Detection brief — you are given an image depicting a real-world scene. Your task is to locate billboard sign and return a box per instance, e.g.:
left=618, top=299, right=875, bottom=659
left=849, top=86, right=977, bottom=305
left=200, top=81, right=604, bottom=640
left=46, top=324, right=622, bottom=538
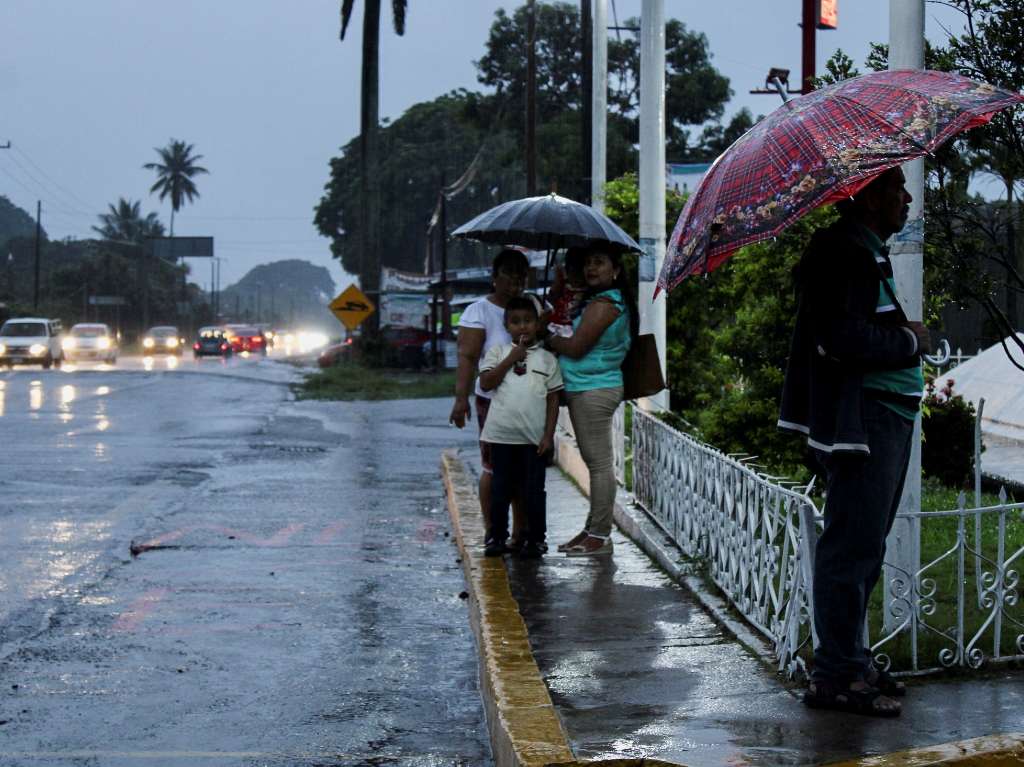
left=818, top=0, right=838, bottom=29
left=148, top=236, right=214, bottom=260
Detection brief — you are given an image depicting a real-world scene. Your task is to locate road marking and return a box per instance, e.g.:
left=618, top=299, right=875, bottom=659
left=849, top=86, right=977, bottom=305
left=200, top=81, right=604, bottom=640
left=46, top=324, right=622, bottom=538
left=112, top=588, right=169, bottom=632
left=0, top=752, right=431, bottom=762
left=315, top=519, right=349, bottom=544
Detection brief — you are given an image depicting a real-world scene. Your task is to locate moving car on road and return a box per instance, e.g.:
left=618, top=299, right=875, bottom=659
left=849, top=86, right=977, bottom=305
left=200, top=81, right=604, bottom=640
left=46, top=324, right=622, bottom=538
left=142, top=326, right=183, bottom=356
left=0, top=317, right=64, bottom=369
left=224, top=325, right=267, bottom=355
left=317, top=338, right=354, bottom=368
left=63, top=323, right=118, bottom=363
left=193, top=327, right=233, bottom=359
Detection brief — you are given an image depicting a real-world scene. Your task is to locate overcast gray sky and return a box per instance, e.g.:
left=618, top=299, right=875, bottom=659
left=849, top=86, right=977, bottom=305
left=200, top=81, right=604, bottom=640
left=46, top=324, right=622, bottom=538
left=1, top=1, right=965, bottom=289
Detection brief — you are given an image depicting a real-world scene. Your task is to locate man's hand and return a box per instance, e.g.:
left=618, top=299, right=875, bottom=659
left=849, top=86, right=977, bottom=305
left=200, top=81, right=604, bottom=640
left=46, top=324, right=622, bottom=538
left=905, top=321, right=933, bottom=355
left=537, top=434, right=553, bottom=456
left=449, top=396, right=471, bottom=429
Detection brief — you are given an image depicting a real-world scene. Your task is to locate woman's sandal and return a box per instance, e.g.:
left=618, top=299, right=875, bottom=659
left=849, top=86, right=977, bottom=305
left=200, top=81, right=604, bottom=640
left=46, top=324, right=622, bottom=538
left=867, top=667, right=906, bottom=698
left=565, top=534, right=613, bottom=557
left=803, top=680, right=901, bottom=718
left=557, top=531, right=588, bottom=552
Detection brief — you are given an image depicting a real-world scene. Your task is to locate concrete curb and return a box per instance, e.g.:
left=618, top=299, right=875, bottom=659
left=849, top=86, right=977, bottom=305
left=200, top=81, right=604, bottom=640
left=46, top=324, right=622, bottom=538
left=442, top=449, right=575, bottom=767
left=823, top=733, right=1024, bottom=766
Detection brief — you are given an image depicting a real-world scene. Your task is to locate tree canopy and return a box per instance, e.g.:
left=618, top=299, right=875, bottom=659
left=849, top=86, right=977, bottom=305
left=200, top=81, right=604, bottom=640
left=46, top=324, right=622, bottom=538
left=316, top=3, right=741, bottom=277
left=93, top=198, right=165, bottom=244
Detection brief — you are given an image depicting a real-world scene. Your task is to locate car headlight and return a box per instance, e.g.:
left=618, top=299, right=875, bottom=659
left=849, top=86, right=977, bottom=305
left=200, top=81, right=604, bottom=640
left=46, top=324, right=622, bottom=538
left=97, top=337, right=111, bottom=350
left=29, top=344, right=47, bottom=356
left=166, top=337, right=179, bottom=348
left=0, top=343, right=6, bottom=355
left=143, top=337, right=155, bottom=348
left=63, top=337, right=78, bottom=351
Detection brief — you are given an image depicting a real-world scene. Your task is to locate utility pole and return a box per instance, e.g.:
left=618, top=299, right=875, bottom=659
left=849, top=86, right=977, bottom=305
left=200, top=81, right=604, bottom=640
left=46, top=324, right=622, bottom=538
left=33, top=201, right=41, bottom=311
left=581, top=0, right=593, bottom=204
left=884, top=0, right=925, bottom=634
left=638, top=0, right=668, bottom=411
left=428, top=221, right=438, bottom=367
left=440, top=172, right=451, bottom=341
left=591, top=0, right=608, bottom=212
left=801, top=0, right=816, bottom=93
left=526, top=0, right=538, bottom=196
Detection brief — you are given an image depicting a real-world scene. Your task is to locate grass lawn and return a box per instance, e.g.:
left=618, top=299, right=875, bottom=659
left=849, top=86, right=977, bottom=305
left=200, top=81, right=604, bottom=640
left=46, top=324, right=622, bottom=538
left=295, top=362, right=456, bottom=401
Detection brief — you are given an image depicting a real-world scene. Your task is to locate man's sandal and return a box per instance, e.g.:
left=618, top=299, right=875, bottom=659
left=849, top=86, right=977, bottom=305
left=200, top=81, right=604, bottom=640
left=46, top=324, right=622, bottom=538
left=565, top=534, right=613, bottom=557
left=803, top=680, right=901, bottom=718
left=867, top=667, right=906, bottom=698
left=557, top=531, right=588, bottom=552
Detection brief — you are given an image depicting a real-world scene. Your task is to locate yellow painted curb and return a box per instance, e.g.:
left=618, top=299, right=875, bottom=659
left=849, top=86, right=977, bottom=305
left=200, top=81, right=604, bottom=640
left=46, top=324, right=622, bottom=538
left=442, top=450, right=575, bottom=767
left=824, top=734, right=1024, bottom=767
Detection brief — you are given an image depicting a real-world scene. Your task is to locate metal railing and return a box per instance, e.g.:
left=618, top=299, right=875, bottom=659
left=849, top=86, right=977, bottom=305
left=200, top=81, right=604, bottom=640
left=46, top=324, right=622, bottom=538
left=630, top=406, right=818, bottom=676
left=626, top=405, right=1024, bottom=677
left=872, top=490, right=1024, bottom=673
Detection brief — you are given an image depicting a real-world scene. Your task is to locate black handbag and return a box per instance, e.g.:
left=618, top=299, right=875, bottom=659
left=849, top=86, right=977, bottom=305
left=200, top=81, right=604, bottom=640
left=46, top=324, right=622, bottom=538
left=621, top=333, right=666, bottom=401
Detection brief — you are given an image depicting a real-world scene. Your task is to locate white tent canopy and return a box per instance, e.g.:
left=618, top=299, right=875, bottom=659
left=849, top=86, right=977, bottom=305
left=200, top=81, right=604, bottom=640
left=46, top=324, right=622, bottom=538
left=946, top=333, right=1024, bottom=443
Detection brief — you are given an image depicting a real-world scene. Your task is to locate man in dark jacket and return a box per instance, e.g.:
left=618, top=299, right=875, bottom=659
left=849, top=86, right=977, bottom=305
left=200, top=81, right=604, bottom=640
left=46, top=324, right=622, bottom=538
left=779, top=167, right=931, bottom=717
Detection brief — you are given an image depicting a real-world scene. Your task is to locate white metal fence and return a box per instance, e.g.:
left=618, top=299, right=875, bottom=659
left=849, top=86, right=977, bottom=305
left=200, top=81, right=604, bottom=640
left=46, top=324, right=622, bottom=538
left=626, top=405, right=1024, bottom=677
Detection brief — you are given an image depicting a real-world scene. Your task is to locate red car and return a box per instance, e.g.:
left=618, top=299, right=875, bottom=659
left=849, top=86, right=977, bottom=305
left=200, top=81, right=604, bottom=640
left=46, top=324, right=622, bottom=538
left=225, top=325, right=268, bottom=355
left=317, top=339, right=354, bottom=368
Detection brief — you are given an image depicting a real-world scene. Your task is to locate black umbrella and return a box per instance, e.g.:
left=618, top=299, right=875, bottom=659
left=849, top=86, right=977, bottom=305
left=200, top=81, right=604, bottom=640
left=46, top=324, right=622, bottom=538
left=452, top=193, right=640, bottom=300
left=451, top=193, right=641, bottom=253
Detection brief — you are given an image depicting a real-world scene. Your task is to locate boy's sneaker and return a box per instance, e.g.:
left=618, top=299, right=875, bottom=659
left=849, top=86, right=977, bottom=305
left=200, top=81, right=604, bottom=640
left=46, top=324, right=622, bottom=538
left=484, top=538, right=507, bottom=557
left=517, top=541, right=545, bottom=560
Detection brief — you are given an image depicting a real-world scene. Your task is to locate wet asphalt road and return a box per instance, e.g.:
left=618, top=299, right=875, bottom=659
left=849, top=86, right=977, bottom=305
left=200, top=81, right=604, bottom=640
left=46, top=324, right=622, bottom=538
left=0, top=356, right=491, bottom=766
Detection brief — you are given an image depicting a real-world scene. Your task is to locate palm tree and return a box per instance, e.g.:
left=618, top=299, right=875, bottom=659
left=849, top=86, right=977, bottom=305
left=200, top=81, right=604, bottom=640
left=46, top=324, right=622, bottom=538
left=339, top=0, right=407, bottom=294
left=93, top=198, right=165, bottom=244
left=143, top=139, right=209, bottom=238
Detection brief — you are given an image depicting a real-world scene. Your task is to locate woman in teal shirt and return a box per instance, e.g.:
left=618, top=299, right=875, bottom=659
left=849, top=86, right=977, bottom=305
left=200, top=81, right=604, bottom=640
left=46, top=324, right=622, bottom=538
left=546, top=248, right=636, bottom=556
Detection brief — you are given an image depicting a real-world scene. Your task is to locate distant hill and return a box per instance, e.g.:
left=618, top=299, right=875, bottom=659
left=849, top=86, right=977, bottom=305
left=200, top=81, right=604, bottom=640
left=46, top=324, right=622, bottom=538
left=0, top=196, right=45, bottom=251
left=218, top=259, right=339, bottom=330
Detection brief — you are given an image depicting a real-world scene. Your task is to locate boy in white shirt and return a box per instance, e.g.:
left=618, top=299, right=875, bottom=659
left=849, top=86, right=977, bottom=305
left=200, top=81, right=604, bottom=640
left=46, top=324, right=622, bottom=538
left=478, top=296, right=563, bottom=558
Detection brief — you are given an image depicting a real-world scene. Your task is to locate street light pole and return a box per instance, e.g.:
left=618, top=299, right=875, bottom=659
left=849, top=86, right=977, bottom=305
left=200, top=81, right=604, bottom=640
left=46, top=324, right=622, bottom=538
left=526, top=0, right=537, bottom=196
left=581, top=0, right=593, bottom=204
left=638, top=0, right=668, bottom=412
left=801, top=0, right=816, bottom=93
left=591, top=0, right=608, bottom=213
left=885, top=0, right=926, bottom=633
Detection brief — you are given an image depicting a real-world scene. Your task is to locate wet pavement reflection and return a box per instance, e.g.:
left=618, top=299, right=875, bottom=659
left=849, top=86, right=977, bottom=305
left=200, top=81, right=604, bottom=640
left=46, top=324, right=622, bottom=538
left=0, top=359, right=491, bottom=765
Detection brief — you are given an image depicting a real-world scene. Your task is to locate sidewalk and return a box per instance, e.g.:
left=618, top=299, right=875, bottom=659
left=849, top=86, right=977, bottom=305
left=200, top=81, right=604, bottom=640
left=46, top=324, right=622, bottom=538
left=444, top=447, right=1024, bottom=767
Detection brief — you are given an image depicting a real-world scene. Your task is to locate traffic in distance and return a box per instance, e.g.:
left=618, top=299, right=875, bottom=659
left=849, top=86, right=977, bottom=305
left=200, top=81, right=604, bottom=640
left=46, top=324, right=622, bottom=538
left=0, top=315, right=334, bottom=368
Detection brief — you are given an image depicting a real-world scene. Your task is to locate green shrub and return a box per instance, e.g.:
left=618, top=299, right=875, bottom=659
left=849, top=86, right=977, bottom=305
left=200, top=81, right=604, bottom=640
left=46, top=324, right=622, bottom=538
left=921, top=376, right=979, bottom=488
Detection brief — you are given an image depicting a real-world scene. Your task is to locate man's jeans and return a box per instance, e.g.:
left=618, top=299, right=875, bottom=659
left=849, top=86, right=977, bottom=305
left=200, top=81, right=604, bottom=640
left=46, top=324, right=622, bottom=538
left=488, top=443, right=547, bottom=545
left=812, top=397, right=914, bottom=684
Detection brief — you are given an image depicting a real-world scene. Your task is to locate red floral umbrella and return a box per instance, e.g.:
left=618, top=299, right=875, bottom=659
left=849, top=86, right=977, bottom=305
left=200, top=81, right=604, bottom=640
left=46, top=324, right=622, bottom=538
left=658, top=70, right=1024, bottom=293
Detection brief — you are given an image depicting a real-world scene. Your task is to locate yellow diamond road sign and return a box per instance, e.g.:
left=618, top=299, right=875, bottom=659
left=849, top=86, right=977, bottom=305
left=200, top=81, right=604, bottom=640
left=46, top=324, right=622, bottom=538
left=330, top=284, right=375, bottom=330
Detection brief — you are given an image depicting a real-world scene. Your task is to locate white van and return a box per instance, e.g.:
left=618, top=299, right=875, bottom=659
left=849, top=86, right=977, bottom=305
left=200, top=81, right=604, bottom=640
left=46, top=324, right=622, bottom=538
left=0, top=317, right=64, bottom=369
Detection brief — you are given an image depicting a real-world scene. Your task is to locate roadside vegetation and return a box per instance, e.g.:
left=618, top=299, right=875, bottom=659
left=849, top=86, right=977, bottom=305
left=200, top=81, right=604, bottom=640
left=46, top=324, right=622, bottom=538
left=296, top=362, right=455, bottom=402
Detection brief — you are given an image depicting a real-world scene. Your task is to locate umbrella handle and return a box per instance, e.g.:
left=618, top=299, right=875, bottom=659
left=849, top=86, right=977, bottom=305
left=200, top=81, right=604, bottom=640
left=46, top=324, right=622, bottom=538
left=542, top=247, right=552, bottom=305
left=923, top=338, right=951, bottom=367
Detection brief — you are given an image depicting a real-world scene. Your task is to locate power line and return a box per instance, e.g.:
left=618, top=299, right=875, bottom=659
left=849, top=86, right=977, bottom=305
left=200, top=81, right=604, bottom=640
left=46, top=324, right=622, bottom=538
left=4, top=151, right=93, bottom=215
left=11, top=145, right=100, bottom=213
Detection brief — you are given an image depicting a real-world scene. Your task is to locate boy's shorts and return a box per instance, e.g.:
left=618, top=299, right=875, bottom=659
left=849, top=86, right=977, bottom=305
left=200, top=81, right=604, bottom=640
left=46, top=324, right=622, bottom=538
left=475, top=395, right=493, bottom=474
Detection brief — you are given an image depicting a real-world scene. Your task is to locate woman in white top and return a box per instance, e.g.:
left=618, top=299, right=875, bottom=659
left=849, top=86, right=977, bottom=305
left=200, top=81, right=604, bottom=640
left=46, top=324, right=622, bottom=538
left=449, top=249, right=530, bottom=539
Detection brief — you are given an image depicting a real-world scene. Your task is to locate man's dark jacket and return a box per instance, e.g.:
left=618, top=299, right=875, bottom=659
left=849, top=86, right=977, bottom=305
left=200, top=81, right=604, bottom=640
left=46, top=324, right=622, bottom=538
left=778, top=218, right=921, bottom=455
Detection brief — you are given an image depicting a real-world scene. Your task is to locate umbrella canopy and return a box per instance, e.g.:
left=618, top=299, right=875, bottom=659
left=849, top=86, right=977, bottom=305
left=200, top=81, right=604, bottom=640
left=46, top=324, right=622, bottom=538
left=452, top=193, right=642, bottom=253
left=658, top=70, right=1024, bottom=293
